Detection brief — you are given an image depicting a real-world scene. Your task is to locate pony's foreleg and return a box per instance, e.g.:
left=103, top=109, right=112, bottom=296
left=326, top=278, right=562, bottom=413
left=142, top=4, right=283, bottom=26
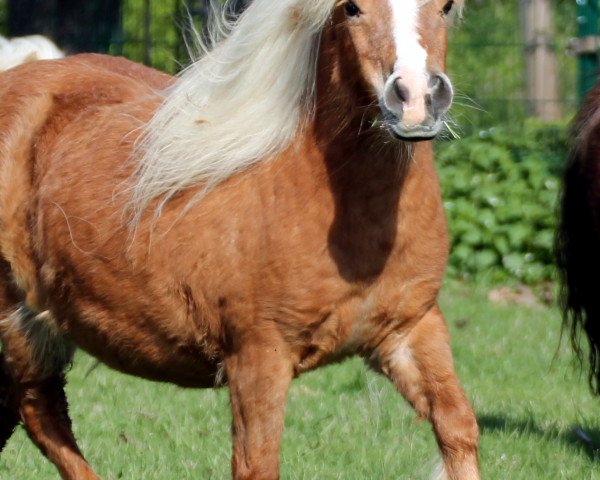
left=224, top=333, right=293, bottom=480
left=375, top=306, right=479, bottom=480
left=0, top=307, right=99, bottom=480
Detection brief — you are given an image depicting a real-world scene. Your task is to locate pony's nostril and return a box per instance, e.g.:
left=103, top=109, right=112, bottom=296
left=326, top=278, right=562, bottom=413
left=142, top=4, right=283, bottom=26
left=429, top=74, right=442, bottom=90
left=393, top=79, right=410, bottom=104
left=429, top=73, right=453, bottom=118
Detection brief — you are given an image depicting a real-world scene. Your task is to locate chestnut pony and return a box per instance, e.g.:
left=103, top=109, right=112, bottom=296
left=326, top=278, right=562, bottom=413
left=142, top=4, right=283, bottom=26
left=557, top=81, right=600, bottom=397
left=0, top=0, right=478, bottom=479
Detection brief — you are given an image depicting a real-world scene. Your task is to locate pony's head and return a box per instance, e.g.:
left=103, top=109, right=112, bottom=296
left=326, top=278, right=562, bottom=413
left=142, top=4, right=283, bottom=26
left=327, top=0, right=459, bottom=140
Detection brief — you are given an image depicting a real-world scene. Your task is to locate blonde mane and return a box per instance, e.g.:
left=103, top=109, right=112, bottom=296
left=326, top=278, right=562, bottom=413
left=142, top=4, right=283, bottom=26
left=130, top=0, right=336, bottom=222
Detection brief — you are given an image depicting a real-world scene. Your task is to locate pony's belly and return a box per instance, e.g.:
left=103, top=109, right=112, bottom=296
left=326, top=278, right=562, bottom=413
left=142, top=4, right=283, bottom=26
left=62, top=306, right=222, bottom=388
left=78, top=337, right=221, bottom=388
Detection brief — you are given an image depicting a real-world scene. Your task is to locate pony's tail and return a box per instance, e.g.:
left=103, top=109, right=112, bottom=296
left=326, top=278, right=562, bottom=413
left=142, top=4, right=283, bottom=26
left=556, top=85, right=600, bottom=395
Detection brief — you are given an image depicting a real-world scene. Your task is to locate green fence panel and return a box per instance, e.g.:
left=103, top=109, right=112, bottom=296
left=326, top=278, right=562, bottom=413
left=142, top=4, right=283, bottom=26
left=575, top=0, right=600, bottom=103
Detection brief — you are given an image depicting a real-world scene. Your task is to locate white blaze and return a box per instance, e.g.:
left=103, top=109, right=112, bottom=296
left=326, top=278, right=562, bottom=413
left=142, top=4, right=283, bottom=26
left=385, top=0, right=430, bottom=126
left=388, top=0, right=428, bottom=74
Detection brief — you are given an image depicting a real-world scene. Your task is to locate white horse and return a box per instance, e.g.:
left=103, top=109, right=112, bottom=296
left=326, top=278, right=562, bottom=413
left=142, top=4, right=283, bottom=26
left=0, top=35, right=64, bottom=71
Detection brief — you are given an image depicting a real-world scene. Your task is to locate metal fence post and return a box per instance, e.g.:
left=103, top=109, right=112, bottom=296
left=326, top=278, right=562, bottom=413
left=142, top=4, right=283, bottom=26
left=576, top=0, right=600, bottom=103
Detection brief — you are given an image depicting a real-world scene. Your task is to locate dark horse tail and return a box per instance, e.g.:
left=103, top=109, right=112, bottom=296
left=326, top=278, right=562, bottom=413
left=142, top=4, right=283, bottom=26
left=556, top=83, right=600, bottom=395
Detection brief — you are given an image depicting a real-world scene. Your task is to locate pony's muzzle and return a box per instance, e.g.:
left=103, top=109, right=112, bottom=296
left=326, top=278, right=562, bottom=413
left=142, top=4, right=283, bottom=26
left=382, top=71, right=453, bottom=141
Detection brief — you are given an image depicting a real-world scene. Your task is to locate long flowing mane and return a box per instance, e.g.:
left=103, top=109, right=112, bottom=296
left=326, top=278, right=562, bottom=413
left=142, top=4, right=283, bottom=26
left=130, top=0, right=336, bottom=222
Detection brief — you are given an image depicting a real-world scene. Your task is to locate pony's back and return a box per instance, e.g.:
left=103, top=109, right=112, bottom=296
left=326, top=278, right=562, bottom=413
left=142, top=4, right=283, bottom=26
left=0, top=54, right=171, bottom=165
left=557, top=83, right=600, bottom=394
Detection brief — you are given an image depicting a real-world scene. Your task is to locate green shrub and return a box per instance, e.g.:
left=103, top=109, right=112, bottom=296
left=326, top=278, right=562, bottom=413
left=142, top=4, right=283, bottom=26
left=436, top=121, right=569, bottom=284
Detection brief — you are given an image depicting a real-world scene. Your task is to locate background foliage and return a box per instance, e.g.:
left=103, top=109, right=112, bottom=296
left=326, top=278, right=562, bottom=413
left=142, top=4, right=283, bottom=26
left=439, top=1, right=575, bottom=284
left=110, top=0, right=181, bottom=72
left=436, top=123, right=568, bottom=284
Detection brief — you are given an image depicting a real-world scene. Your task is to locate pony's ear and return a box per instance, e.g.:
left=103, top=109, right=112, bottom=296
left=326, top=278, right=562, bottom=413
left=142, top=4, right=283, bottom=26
left=418, top=0, right=464, bottom=26
left=445, top=0, right=465, bottom=28
left=452, top=0, right=465, bottom=19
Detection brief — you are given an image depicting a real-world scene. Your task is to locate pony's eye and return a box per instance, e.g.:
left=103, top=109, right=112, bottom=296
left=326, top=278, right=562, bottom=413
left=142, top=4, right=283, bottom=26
left=345, top=1, right=361, bottom=18
left=441, top=0, right=454, bottom=16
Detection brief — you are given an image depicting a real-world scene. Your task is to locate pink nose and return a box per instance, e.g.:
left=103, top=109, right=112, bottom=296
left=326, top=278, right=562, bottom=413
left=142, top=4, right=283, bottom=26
left=384, top=69, right=453, bottom=127
left=391, top=69, right=428, bottom=125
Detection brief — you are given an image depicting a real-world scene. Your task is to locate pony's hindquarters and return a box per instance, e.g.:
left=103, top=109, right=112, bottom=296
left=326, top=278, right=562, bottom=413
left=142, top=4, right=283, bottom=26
left=0, top=72, right=62, bottom=454
left=0, top=56, right=166, bottom=480
left=557, top=89, right=600, bottom=394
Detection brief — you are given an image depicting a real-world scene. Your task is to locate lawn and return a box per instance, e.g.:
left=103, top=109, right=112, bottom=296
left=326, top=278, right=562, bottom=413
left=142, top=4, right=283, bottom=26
left=1, top=282, right=598, bottom=479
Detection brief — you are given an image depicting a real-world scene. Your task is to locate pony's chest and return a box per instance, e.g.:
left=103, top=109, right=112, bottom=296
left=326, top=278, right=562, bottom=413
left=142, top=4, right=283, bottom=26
left=286, top=272, right=439, bottom=374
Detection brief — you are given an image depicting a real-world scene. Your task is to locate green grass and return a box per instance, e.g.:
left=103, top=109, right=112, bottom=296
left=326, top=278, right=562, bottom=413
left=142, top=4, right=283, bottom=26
left=1, top=282, right=599, bottom=479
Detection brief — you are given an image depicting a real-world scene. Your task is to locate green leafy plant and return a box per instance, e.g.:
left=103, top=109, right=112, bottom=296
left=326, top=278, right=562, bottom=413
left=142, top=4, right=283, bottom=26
left=436, top=121, right=568, bottom=284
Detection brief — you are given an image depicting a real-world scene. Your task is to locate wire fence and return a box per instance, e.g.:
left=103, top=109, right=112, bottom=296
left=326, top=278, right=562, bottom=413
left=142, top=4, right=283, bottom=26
left=445, top=1, right=577, bottom=132
left=0, top=0, right=580, bottom=132
left=447, top=42, right=577, bottom=132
